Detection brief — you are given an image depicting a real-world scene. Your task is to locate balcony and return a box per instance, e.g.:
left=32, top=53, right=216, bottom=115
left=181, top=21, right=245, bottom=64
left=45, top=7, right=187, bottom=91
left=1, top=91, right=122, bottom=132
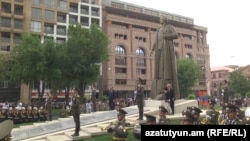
left=80, top=7, right=89, bottom=15
left=57, top=13, right=67, bottom=23
left=69, top=3, right=78, bottom=13
left=81, top=0, right=89, bottom=3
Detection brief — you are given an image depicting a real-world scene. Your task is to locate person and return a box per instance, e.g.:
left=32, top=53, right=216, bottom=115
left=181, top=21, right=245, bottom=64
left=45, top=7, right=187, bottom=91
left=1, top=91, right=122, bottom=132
left=157, top=105, right=170, bottom=125
left=71, top=94, right=81, bottom=136
left=0, top=120, right=13, bottom=141
left=150, top=15, right=180, bottom=99
left=107, top=108, right=130, bottom=141
left=222, top=80, right=229, bottom=103
left=91, top=84, right=97, bottom=112
left=218, top=103, right=228, bottom=125
left=135, top=77, right=144, bottom=120
left=181, top=109, right=196, bottom=125
left=201, top=110, right=219, bottom=125
left=144, top=114, right=157, bottom=125
left=86, top=99, right=92, bottom=113
left=165, top=83, right=175, bottom=114
left=187, top=106, right=202, bottom=125
left=108, top=87, right=116, bottom=110
left=223, top=104, right=243, bottom=125
left=46, top=95, right=53, bottom=121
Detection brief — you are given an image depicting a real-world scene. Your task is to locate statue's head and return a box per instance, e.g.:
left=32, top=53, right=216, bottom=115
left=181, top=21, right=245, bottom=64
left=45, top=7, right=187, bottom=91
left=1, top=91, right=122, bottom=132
left=160, top=15, right=168, bottom=24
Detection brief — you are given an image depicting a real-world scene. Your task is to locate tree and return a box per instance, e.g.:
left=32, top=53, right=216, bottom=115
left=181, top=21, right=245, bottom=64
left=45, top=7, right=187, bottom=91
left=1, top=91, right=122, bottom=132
left=229, top=70, right=250, bottom=97
left=177, top=58, right=201, bottom=98
left=0, top=53, right=10, bottom=80
left=8, top=33, right=61, bottom=104
left=65, top=23, right=109, bottom=100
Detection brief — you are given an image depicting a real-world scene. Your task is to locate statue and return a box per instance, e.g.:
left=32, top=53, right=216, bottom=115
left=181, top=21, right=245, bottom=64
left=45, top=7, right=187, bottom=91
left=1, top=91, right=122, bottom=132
left=150, top=15, right=180, bottom=99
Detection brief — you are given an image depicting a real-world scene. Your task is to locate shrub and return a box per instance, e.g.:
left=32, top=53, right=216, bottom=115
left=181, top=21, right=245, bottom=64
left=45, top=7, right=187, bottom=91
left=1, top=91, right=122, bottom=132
left=187, top=94, right=195, bottom=99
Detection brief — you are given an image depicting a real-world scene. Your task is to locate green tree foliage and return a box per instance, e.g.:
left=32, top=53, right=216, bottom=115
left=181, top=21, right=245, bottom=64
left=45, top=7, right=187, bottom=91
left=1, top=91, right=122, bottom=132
left=177, top=58, right=201, bottom=98
left=0, top=53, right=10, bottom=80
left=229, top=70, right=250, bottom=97
left=65, top=23, right=109, bottom=99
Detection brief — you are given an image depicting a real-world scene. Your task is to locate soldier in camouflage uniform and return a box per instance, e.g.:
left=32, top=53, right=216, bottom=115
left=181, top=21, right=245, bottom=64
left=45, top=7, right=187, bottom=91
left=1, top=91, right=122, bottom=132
left=223, top=104, right=243, bottom=125
left=187, top=106, right=202, bottom=125
left=107, top=108, right=130, bottom=141
left=157, top=105, right=170, bottom=125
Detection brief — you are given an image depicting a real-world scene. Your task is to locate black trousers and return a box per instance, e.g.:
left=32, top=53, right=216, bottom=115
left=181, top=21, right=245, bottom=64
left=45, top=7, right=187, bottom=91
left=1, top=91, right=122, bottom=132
left=73, top=113, right=80, bottom=135
left=170, top=101, right=174, bottom=114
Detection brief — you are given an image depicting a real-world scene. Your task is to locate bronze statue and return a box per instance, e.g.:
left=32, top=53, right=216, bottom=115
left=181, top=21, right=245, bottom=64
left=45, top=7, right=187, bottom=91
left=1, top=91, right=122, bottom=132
left=150, top=15, right=180, bottom=99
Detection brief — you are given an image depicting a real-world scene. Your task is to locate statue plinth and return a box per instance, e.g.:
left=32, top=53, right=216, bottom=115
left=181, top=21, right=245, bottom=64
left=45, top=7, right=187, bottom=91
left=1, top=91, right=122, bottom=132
left=150, top=79, right=167, bottom=100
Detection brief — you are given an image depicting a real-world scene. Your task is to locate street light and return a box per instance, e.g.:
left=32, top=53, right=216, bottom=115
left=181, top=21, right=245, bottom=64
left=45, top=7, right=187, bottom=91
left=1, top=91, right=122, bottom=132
left=108, top=67, right=114, bottom=86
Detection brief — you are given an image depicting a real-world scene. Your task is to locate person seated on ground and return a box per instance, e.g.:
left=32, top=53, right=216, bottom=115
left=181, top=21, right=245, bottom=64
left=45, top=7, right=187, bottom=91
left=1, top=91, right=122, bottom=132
left=201, top=110, right=219, bottom=125
left=187, top=106, right=202, bottom=125
left=157, top=105, right=170, bottom=125
left=144, top=114, right=157, bottom=125
left=107, top=108, right=130, bottom=141
left=181, top=109, right=196, bottom=125
left=0, top=120, right=14, bottom=141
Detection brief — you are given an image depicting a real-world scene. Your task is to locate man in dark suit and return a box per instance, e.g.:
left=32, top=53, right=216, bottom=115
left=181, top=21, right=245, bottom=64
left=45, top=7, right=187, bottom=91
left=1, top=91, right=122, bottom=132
left=108, top=87, right=116, bottom=110
left=71, top=94, right=81, bottom=136
left=165, top=82, right=175, bottom=114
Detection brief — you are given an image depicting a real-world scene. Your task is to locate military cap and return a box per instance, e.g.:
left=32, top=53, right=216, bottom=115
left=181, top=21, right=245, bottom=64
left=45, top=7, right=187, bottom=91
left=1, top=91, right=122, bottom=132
left=187, top=106, right=202, bottom=115
left=117, top=108, right=128, bottom=115
left=182, top=109, right=196, bottom=122
left=144, top=114, right=156, bottom=122
left=225, top=104, right=239, bottom=113
left=159, top=105, right=168, bottom=113
left=208, top=99, right=216, bottom=105
left=0, top=120, right=13, bottom=140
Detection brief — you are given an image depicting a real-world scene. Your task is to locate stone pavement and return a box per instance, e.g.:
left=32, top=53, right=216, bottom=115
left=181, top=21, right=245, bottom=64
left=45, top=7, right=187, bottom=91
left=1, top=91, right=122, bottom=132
left=12, top=99, right=200, bottom=141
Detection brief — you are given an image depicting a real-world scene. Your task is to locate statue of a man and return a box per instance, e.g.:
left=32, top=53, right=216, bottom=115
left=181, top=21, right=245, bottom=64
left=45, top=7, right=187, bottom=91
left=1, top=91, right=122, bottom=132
left=150, top=16, right=180, bottom=99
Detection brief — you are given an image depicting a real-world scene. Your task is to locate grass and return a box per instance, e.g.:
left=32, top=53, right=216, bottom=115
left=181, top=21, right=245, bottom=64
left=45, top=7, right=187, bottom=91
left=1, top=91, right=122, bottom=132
left=76, top=119, right=182, bottom=141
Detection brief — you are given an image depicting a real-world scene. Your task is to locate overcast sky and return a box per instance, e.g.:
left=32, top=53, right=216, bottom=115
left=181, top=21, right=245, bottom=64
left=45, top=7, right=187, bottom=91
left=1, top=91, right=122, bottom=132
left=120, top=0, right=250, bottom=67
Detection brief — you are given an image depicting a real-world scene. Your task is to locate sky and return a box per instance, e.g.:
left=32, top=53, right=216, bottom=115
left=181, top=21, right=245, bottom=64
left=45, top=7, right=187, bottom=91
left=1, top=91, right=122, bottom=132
left=120, top=0, right=250, bottom=67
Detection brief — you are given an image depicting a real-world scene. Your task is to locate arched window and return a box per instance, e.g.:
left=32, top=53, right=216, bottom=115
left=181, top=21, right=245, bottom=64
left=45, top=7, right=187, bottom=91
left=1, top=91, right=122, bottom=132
left=115, top=45, right=126, bottom=65
left=136, top=48, right=146, bottom=66
left=185, top=53, right=192, bottom=58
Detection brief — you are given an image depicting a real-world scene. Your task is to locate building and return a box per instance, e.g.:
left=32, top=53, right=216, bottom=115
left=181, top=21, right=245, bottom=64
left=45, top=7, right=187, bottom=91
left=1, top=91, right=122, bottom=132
left=0, top=0, right=210, bottom=103
left=210, top=66, right=234, bottom=97
left=101, top=0, right=211, bottom=98
left=0, top=0, right=102, bottom=103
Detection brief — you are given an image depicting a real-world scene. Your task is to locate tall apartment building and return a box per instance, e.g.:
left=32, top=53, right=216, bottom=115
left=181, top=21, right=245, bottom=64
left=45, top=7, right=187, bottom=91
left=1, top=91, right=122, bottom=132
left=0, top=0, right=211, bottom=103
left=0, top=0, right=102, bottom=103
left=101, top=0, right=211, bottom=98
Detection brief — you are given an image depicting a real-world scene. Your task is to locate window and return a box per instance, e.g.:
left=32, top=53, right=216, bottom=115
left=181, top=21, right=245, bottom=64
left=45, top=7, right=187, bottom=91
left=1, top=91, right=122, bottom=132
left=115, top=68, right=127, bottom=73
left=14, top=5, right=23, bottom=15
left=32, top=0, right=42, bottom=6
left=185, top=53, right=192, bottom=58
left=115, top=45, right=126, bottom=65
left=45, top=0, right=55, bottom=8
left=213, top=83, right=216, bottom=88
left=45, top=10, right=54, bottom=21
left=115, top=33, right=127, bottom=40
left=0, top=45, right=10, bottom=51
left=115, top=79, right=127, bottom=85
left=136, top=48, right=146, bottom=67
left=44, top=23, right=54, bottom=34
left=1, top=32, right=11, bottom=42
left=31, top=21, right=41, bottom=32
left=32, top=8, right=42, bottom=19
left=58, top=0, right=67, bottom=10
left=136, top=69, right=146, bottom=75
left=1, top=17, right=11, bottom=28
left=14, top=19, right=23, bottom=29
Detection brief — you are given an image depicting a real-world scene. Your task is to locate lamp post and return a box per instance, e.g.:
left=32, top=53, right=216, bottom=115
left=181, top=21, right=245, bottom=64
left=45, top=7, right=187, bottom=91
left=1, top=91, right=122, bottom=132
left=108, top=67, right=114, bottom=86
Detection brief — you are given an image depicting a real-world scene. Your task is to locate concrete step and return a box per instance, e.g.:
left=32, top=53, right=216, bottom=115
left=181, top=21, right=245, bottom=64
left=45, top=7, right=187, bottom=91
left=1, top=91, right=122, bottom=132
left=64, top=130, right=92, bottom=140
left=81, top=126, right=107, bottom=136
left=46, top=134, right=72, bottom=141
